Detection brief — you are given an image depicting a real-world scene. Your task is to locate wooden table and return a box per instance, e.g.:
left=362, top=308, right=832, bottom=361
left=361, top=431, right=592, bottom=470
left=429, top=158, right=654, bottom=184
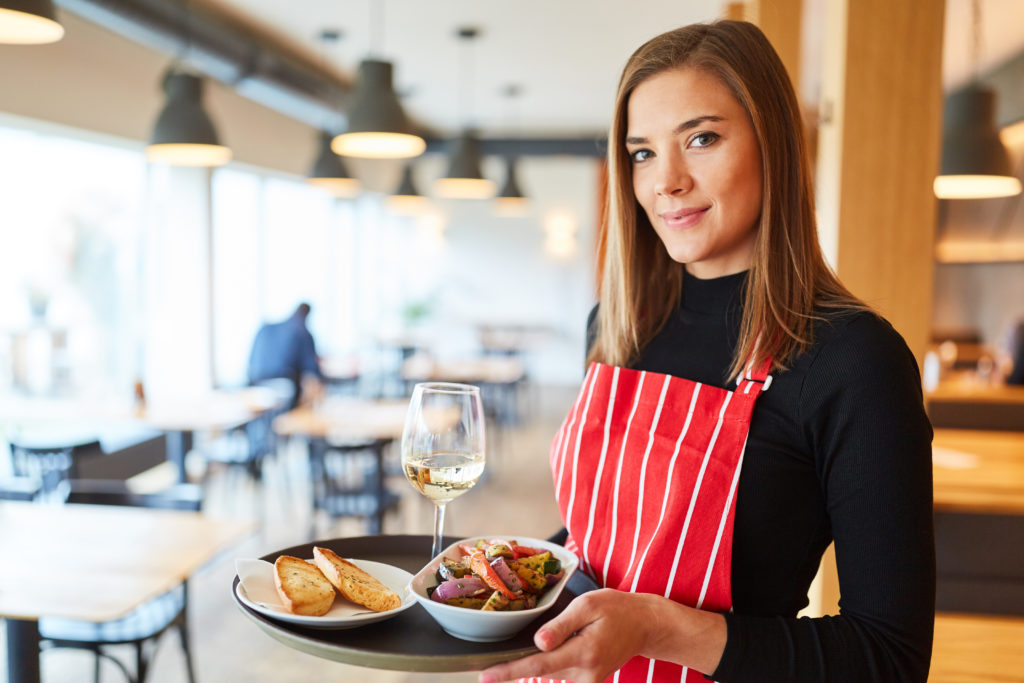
left=926, top=380, right=1024, bottom=432
left=273, top=398, right=408, bottom=442
left=0, top=388, right=279, bottom=483
left=932, top=429, right=1024, bottom=515
left=0, top=501, right=254, bottom=683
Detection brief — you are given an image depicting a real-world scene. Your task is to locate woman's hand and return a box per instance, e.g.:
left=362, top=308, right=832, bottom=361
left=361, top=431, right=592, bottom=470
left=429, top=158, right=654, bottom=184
left=477, top=588, right=727, bottom=683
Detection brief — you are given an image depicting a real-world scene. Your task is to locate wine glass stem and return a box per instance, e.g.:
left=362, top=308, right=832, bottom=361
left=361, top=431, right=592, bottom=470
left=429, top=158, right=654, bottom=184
left=432, top=502, right=447, bottom=558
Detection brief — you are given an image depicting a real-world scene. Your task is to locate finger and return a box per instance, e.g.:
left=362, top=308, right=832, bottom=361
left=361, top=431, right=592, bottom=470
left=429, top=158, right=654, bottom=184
left=533, top=590, right=603, bottom=651
left=479, top=646, right=578, bottom=683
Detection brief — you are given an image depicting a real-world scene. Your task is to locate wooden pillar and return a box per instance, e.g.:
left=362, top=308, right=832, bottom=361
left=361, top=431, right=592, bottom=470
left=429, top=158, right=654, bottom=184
left=817, top=0, right=944, bottom=364
left=743, top=0, right=804, bottom=91
left=802, top=0, right=945, bottom=620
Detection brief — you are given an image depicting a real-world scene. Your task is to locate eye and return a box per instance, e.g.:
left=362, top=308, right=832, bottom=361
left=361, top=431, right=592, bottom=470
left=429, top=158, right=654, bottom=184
left=628, top=148, right=653, bottom=163
left=690, top=132, right=720, bottom=148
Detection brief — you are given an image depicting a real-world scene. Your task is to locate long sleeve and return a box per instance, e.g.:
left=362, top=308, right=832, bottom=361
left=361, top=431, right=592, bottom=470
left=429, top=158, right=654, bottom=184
left=711, top=314, right=935, bottom=682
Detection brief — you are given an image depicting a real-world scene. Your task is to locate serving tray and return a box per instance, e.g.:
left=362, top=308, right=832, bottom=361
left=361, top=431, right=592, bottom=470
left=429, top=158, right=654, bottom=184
left=231, top=534, right=583, bottom=672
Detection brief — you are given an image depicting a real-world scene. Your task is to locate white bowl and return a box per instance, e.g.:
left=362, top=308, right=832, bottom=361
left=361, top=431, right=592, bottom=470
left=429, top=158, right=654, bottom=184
left=408, top=535, right=579, bottom=643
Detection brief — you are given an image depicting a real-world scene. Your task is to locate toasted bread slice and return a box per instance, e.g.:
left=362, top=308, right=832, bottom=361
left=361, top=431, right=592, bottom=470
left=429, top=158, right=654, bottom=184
left=273, top=555, right=336, bottom=616
left=313, top=546, right=402, bottom=612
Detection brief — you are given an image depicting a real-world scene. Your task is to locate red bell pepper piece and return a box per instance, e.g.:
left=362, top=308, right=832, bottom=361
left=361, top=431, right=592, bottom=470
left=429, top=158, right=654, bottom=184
left=510, top=544, right=542, bottom=559
left=469, top=551, right=517, bottom=600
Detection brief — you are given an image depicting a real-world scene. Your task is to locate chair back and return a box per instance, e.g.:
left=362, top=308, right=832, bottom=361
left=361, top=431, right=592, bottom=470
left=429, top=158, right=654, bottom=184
left=0, top=476, right=42, bottom=501
left=65, top=479, right=203, bottom=512
left=8, top=443, right=76, bottom=502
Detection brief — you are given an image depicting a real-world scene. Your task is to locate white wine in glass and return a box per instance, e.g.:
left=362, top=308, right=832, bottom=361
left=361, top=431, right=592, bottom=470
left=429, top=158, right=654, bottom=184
left=401, top=382, right=485, bottom=559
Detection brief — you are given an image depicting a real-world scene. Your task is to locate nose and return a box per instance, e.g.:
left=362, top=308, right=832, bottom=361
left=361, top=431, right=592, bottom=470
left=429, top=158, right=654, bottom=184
left=653, top=153, right=692, bottom=196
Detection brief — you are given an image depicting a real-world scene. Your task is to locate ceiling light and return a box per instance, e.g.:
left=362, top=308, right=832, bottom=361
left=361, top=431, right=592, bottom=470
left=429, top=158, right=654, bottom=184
left=0, top=0, right=63, bottom=44
left=331, top=59, right=425, bottom=159
left=147, top=70, right=231, bottom=167
left=388, top=163, right=429, bottom=214
left=495, top=155, right=529, bottom=215
left=434, top=27, right=495, bottom=199
left=934, top=84, right=1022, bottom=199
left=434, top=131, right=496, bottom=199
left=934, top=0, right=1021, bottom=200
left=308, top=131, right=360, bottom=197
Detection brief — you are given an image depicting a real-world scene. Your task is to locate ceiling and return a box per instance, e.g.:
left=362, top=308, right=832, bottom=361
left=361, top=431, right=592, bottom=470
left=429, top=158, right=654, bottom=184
left=57, top=0, right=1024, bottom=141
left=194, top=0, right=1024, bottom=139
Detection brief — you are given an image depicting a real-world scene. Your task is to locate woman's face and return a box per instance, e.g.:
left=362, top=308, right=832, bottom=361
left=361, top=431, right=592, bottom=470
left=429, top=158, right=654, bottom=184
left=626, top=66, right=763, bottom=279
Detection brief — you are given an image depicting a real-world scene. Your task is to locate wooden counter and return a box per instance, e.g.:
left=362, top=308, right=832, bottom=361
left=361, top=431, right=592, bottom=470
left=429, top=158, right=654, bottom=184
left=932, top=429, right=1024, bottom=515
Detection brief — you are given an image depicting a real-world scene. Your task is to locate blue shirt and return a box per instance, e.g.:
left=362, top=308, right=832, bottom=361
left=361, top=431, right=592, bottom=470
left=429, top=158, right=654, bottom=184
left=247, top=314, right=322, bottom=386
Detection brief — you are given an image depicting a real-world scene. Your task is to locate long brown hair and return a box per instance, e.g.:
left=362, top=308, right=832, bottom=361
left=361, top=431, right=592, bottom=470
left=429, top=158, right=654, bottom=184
left=588, top=20, right=866, bottom=379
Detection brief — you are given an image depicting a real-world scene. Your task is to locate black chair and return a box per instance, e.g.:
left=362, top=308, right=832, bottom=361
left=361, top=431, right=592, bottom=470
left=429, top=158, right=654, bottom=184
left=308, top=437, right=401, bottom=537
left=200, top=378, right=295, bottom=483
left=38, top=479, right=203, bottom=683
left=8, top=442, right=82, bottom=502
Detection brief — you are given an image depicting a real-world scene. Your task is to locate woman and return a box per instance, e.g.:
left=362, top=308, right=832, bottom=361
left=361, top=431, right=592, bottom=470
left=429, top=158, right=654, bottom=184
left=480, top=20, right=934, bottom=683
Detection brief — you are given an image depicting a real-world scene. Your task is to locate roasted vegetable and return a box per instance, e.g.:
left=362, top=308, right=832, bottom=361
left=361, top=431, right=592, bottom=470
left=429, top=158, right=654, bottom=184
left=485, top=543, right=515, bottom=560
left=445, top=596, right=488, bottom=609
left=516, top=551, right=552, bottom=574
left=438, top=558, right=472, bottom=581
left=481, top=590, right=511, bottom=611
left=469, top=551, right=516, bottom=599
left=430, top=576, right=487, bottom=603
left=509, top=561, right=546, bottom=593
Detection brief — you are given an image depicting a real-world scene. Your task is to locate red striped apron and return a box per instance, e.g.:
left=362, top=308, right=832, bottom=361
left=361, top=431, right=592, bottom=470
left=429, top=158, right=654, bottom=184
left=547, top=360, right=771, bottom=683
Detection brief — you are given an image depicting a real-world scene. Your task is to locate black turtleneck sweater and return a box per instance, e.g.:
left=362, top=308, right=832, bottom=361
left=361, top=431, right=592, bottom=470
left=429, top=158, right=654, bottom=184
left=585, top=270, right=935, bottom=682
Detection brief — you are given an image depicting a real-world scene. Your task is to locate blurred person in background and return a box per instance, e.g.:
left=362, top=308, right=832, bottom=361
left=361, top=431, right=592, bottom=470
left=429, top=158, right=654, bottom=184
left=248, top=302, right=324, bottom=408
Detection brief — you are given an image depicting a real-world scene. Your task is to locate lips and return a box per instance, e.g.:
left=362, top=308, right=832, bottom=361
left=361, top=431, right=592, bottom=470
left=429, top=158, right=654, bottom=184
left=659, top=207, right=709, bottom=229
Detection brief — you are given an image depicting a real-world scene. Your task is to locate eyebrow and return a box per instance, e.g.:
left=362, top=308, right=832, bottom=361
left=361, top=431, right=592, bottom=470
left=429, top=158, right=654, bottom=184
left=625, top=115, right=725, bottom=145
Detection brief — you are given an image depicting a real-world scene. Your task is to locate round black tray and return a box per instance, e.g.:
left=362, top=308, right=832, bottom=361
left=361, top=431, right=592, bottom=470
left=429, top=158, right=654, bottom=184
left=231, top=534, right=581, bottom=672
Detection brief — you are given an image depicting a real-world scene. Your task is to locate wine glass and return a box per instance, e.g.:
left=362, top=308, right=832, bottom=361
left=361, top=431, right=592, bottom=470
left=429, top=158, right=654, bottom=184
left=401, top=382, right=486, bottom=559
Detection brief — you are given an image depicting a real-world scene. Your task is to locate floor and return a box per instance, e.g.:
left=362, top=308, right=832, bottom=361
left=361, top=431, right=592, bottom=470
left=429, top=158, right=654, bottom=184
left=2, top=383, right=573, bottom=683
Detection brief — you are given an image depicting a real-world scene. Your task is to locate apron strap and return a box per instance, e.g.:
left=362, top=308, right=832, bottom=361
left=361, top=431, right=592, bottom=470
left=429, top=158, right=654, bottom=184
left=736, top=356, right=773, bottom=392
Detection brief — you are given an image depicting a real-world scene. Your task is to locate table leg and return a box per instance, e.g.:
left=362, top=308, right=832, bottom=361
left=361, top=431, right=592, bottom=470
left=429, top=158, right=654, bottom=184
left=6, top=618, right=41, bottom=683
left=371, top=440, right=387, bottom=535
left=165, top=431, right=193, bottom=483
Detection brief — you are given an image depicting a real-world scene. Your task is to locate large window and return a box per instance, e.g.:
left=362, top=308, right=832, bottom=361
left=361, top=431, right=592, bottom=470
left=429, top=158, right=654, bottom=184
left=211, top=168, right=356, bottom=388
left=0, top=122, right=145, bottom=397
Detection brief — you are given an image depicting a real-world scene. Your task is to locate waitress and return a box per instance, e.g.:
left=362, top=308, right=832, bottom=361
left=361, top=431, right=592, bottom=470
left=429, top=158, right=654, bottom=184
left=481, top=20, right=934, bottom=683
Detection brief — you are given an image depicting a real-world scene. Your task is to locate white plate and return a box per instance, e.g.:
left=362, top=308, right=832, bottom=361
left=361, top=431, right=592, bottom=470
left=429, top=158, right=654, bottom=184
left=235, top=558, right=416, bottom=629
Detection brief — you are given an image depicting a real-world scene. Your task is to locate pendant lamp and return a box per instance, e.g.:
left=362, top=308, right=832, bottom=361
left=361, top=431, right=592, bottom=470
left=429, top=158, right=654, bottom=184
left=494, top=156, right=529, bottom=215
left=934, top=84, right=1022, bottom=199
left=434, top=27, right=496, bottom=199
left=934, top=0, right=1021, bottom=200
left=388, top=163, right=429, bottom=214
left=0, top=0, right=63, bottom=44
left=308, top=130, right=360, bottom=197
left=434, top=131, right=496, bottom=199
left=332, top=60, right=425, bottom=159
left=147, top=70, right=231, bottom=167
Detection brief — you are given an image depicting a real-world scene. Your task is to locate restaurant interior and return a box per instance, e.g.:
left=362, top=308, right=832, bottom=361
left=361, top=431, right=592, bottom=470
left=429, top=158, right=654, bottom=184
left=1, top=0, right=1023, bottom=681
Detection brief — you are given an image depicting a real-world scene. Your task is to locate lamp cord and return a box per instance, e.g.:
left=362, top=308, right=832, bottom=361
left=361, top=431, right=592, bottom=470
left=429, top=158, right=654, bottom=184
left=970, top=0, right=981, bottom=82
left=369, top=0, right=385, bottom=58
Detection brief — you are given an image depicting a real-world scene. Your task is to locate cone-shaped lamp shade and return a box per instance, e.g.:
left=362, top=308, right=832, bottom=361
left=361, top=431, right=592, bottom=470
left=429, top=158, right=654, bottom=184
left=934, top=84, right=1022, bottom=199
left=332, top=60, right=426, bottom=159
left=388, top=163, right=429, bottom=214
left=0, top=0, right=63, bottom=44
left=433, top=131, right=496, bottom=199
left=308, top=131, right=360, bottom=197
left=495, top=155, right=528, bottom=215
left=147, top=71, right=231, bottom=167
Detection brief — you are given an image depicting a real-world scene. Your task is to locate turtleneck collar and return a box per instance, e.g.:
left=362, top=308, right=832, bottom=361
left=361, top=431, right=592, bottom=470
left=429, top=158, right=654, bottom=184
left=681, top=268, right=748, bottom=316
